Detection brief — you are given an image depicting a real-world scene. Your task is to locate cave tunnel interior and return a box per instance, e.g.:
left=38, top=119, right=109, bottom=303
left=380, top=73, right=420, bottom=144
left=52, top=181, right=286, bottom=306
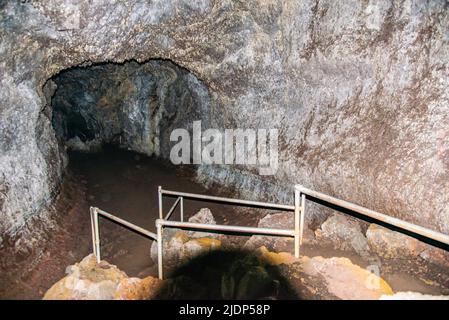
left=14, top=58, right=443, bottom=300
left=1, top=0, right=449, bottom=301
left=35, top=59, right=300, bottom=300
left=48, top=59, right=212, bottom=157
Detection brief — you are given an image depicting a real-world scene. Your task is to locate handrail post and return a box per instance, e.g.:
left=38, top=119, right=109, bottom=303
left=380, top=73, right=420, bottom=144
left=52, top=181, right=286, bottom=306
left=90, top=207, right=97, bottom=258
left=180, top=196, right=184, bottom=222
left=156, top=220, right=163, bottom=280
left=294, top=189, right=300, bottom=257
left=300, top=193, right=306, bottom=246
left=91, top=207, right=101, bottom=263
left=158, top=186, right=163, bottom=220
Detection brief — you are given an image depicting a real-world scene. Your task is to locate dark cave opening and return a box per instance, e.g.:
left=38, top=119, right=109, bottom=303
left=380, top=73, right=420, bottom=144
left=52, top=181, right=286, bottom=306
left=47, top=59, right=213, bottom=157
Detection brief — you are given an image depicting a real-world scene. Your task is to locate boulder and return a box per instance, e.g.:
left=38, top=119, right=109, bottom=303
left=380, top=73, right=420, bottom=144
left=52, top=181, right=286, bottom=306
left=150, top=230, right=190, bottom=266
left=315, top=214, right=370, bottom=257
left=114, top=276, right=163, bottom=300
left=186, top=208, right=218, bottom=239
left=179, top=237, right=221, bottom=261
left=150, top=209, right=222, bottom=268
left=43, top=254, right=162, bottom=300
left=220, top=251, right=283, bottom=300
left=244, top=212, right=314, bottom=252
left=256, top=246, right=298, bottom=266
left=297, top=256, right=393, bottom=300
left=366, top=224, right=426, bottom=259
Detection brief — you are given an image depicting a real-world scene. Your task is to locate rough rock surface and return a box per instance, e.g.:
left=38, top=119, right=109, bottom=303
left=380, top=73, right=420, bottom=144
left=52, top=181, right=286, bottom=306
left=256, top=246, right=299, bottom=266
left=366, top=224, right=426, bottom=259
left=186, top=208, right=218, bottom=239
left=43, top=254, right=162, bottom=300
left=47, top=247, right=449, bottom=300
left=281, top=255, right=394, bottom=300
left=244, top=212, right=314, bottom=252
left=1, top=1, right=449, bottom=261
left=419, top=247, right=449, bottom=268
left=150, top=208, right=221, bottom=266
left=150, top=230, right=221, bottom=268
left=315, top=214, right=370, bottom=256
left=180, top=237, right=221, bottom=261
left=150, top=229, right=187, bottom=267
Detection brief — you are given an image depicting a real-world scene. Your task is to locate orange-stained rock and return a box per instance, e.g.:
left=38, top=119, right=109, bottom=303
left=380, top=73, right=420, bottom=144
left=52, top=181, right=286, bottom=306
left=43, top=254, right=161, bottom=300
left=180, top=237, right=221, bottom=260
left=257, top=246, right=298, bottom=265
left=114, top=276, right=163, bottom=300
left=299, top=256, right=394, bottom=300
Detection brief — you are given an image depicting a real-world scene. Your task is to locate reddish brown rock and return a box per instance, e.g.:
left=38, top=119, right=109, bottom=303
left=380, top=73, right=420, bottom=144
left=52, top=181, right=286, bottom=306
left=366, top=224, right=426, bottom=259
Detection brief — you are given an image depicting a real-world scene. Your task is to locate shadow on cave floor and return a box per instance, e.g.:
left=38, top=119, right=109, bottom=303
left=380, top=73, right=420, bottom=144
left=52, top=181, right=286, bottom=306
left=153, top=249, right=300, bottom=300
left=68, top=145, right=269, bottom=278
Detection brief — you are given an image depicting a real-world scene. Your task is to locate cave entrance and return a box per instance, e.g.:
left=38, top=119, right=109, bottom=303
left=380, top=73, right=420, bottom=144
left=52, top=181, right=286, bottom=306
left=49, top=59, right=211, bottom=157
left=45, top=60, right=261, bottom=278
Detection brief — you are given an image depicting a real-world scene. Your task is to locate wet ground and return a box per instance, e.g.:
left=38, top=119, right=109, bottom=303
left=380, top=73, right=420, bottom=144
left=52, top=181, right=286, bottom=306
left=69, top=146, right=264, bottom=277
left=3, top=146, right=448, bottom=299
left=69, top=147, right=449, bottom=296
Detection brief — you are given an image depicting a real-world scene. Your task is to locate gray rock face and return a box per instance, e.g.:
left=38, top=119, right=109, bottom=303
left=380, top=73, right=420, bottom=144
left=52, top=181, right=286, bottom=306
left=186, top=208, right=218, bottom=238
left=315, top=214, right=370, bottom=256
left=244, top=212, right=314, bottom=252
left=1, top=0, right=449, bottom=253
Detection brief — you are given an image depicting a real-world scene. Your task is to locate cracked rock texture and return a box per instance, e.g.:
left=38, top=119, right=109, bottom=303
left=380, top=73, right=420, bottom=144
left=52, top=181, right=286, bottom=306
left=315, top=213, right=370, bottom=257
left=1, top=0, right=449, bottom=253
left=43, top=254, right=163, bottom=300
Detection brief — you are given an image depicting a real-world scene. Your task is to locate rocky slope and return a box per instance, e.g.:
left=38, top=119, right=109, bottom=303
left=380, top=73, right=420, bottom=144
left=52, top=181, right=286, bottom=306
left=43, top=209, right=449, bottom=299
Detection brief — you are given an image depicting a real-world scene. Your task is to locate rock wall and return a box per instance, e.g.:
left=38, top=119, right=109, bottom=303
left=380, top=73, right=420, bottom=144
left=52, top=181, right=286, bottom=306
left=1, top=0, right=448, bottom=248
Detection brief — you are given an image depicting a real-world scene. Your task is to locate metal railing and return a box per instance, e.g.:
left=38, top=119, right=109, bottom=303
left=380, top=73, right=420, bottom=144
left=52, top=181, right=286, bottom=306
left=295, top=185, right=449, bottom=247
left=90, top=207, right=157, bottom=263
left=89, top=184, right=449, bottom=282
left=157, top=186, right=299, bottom=279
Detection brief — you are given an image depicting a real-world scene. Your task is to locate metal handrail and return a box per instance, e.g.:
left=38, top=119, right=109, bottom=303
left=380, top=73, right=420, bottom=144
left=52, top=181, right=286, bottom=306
left=157, top=219, right=295, bottom=236
left=90, top=184, right=301, bottom=279
left=156, top=186, right=301, bottom=279
left=90, top=207, right=157, bottom=263
left=159, top=187, right=295, bottom=211
left=164, top=197, right=182, bottom=220
left=89, top=184, right=449, bottom=282
left=155, top=219, right=296, bottom=279
left=295, top=185, right=449, bottom=246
